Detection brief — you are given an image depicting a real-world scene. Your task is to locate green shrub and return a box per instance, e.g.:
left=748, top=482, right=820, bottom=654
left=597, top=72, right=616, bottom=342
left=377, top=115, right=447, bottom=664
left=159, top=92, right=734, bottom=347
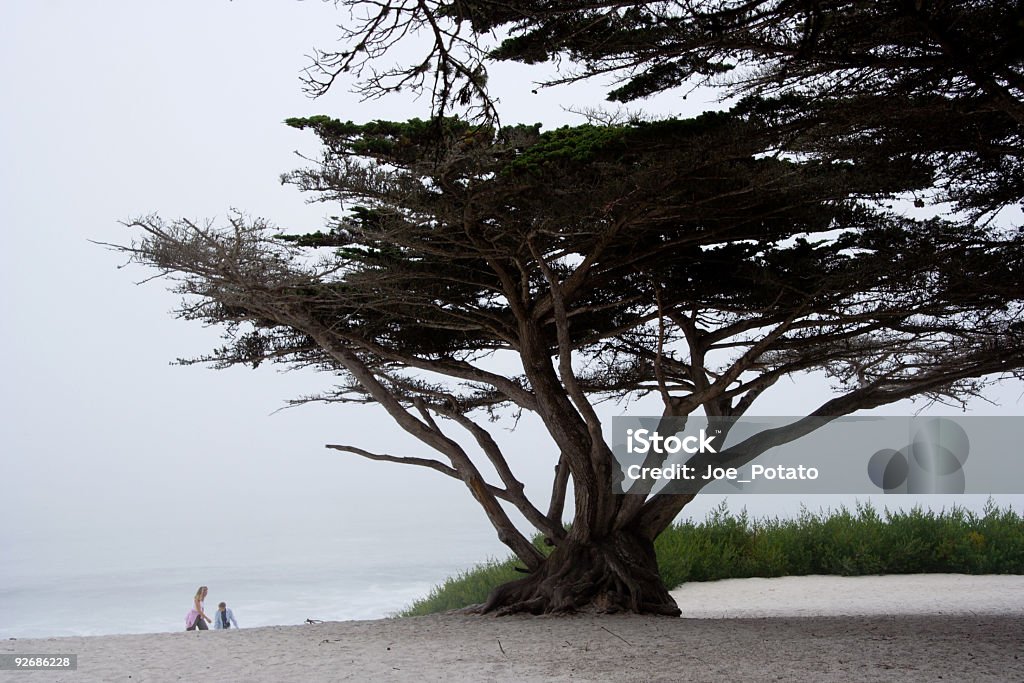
left=398, top=500, right=1024, bottom=616
left=398, top=556, right=523, bottom=617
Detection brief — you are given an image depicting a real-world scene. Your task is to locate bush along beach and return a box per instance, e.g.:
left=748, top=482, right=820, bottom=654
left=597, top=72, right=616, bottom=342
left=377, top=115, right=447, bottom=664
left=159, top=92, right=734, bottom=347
left=400, top=501, right=1024, bottom=617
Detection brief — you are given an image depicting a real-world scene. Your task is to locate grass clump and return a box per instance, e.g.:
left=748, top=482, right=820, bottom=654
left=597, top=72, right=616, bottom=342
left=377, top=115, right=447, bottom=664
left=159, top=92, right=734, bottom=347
left=399, top=500, right=1024, bottom=616
left=399, top=535, right=555, bottom=617
left=399, top=557, right=523, bottom=617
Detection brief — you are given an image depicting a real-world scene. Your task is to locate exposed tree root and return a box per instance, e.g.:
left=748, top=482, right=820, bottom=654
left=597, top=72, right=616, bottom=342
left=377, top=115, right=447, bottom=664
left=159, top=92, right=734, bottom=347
left=474, top=531, right=681, bottom=617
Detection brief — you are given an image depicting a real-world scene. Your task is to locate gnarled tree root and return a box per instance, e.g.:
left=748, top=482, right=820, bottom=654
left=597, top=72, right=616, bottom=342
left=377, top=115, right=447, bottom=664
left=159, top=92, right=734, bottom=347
left=474, top=531, right=681, bottom=617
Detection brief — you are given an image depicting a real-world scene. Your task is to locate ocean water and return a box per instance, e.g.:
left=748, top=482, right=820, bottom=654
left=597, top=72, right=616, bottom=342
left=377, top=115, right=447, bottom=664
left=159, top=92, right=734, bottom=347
left=0, top=530, right=508, bottom=639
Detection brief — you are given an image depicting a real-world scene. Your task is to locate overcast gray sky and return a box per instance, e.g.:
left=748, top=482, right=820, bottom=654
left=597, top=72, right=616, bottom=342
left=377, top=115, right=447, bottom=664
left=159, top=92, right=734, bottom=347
left=2, top=1, right=1021, bottom=578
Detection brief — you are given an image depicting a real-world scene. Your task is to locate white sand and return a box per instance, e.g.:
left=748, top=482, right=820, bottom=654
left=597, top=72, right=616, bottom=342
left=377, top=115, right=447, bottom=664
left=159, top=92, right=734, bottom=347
left=2, top=574, right=1022, bottom=682
left=669, top=573, right=1024, bottom=618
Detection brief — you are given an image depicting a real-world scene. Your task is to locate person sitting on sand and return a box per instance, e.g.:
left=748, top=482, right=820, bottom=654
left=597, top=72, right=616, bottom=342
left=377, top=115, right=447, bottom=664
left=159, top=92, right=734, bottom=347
left=185, top=585, right=211, bottom=631
left=214, top=601, right=239, bottom=630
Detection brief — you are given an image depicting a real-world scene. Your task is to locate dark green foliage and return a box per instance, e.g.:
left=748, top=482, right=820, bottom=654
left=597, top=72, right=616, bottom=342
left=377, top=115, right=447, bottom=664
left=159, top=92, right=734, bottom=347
left=285, top=115, right=541, bottom=166
left=285, top=116, right=472, bottom=157
left=502, top=112, right=731, bottom=174
left=474, top=0, right=1024, bottom=219
left=400, top=502, right=1024, bottom=615
left=278, top=106, right=969, bottom=379
left=323, top=1, right=1022, bottom=218
left=470, top=1, right=1023, bottom=106
left=661, top=501, right=1024, bottom=581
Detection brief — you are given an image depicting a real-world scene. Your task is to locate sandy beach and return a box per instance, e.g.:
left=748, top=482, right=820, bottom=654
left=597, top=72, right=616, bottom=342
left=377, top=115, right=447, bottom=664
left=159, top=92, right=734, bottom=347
left=3, top=574, right=1022, bottom=682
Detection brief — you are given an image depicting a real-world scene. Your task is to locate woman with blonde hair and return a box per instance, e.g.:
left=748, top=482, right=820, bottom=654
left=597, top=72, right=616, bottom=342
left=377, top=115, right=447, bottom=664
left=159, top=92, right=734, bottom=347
left=185, top=585, right=211, bottom=631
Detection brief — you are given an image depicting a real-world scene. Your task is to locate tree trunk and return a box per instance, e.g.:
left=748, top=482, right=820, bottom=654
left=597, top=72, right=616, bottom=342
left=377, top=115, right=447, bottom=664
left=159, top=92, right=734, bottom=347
left=475, top=529, right=680, bottom=616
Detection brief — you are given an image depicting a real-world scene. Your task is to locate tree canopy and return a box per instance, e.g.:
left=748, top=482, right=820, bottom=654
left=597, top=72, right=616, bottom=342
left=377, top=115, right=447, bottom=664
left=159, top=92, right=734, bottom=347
left=118, top=97, right=1024, bottom=613
left=309, top=1, right=1024, bottom=220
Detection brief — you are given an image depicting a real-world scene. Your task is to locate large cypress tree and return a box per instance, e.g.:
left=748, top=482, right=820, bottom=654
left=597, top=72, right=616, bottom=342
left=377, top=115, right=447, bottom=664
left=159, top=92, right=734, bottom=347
left=118, top=104, right=1024, bottom=614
